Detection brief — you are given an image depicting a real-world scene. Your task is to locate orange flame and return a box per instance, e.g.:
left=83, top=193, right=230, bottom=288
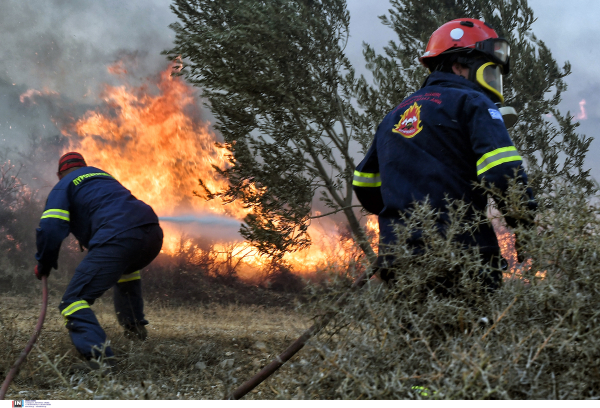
left=69, top=65, right=237, bottom=218
left=492, top=218, right=546, bottom=282
left=19, top=88, right=59, bottom=104
left=56, top=63, right=372, bottom=276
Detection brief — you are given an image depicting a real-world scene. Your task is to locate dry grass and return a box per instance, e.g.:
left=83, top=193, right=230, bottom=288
left=0, top=293, right=310, bottom=399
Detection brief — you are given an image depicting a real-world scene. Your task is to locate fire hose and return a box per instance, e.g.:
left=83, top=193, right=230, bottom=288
left=0, top=276, right=49, bottom=400
left=228, top=268, right=375, bottom=399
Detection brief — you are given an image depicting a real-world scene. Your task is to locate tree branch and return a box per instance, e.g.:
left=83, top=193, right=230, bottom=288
left=311, top=205, right=363, bottom=219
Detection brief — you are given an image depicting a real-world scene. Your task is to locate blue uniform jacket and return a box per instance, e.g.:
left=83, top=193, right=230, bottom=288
left=35, top=166, right=159, bottom=274
left=353, top=71, right=534, bottom=255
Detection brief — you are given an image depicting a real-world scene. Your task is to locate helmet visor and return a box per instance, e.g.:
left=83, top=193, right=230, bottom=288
left=476, top=38, right=510, bottom=72
left=476, top=62, right=504, bottom=103
left=492, top=40, right=510, bottom=64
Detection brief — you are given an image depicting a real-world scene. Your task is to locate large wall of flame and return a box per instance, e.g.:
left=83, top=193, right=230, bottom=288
left=67, top=66, right=244, bottom=219
left=59, top=64, right=376, bottom=274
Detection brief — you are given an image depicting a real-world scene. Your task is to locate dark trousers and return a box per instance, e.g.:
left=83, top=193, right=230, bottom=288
left=59, top=224, right=163, bottom=359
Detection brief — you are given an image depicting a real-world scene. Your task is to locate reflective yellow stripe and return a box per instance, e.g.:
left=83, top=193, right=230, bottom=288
left=61, top=300, right=90, bottom=317
left=352, top=170, right=382, bottom=187
left=353, top=170, right=379, bottom=178
left=476, top=146, right=522, bottom=176
left=72, top=172, right=113, bottom=186
left=118, top=270, right=141, bottom=283
left=41, top=209, right=70, bottom=222
left=61, top=300, right=90, bottom=325
left=411, top=386, right=435, bottom=397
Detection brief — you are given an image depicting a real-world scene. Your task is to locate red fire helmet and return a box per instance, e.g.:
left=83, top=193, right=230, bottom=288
left=419, top=18, right=510, bottom=74
left=58, top=152, right=87, bottom=173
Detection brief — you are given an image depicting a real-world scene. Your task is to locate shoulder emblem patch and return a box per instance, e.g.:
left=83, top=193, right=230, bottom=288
left=488, top=108, right=504, bottom=121
left=392, top=102, right=423, bottom=138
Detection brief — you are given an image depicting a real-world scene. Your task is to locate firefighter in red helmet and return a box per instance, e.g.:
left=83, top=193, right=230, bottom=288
left=353, top=18, right=536, bottom=288
left=420, top=18, right=517, bottom=125
left=35, top=152, right=163, bottom=371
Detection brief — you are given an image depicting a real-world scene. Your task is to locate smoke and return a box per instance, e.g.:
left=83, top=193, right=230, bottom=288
left=0, top=0, right=175, bottom=100
left=0, top=0, right=175, bottom=154
left=159, top=215, right=243, bottom=242
left=0, top=0, right=194, bottom=201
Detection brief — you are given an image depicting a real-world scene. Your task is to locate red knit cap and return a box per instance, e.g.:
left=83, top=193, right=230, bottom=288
left=58, top=152, right=87, bottom=173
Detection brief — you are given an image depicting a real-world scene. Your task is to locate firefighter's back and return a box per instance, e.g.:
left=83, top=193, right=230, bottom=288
left=61, top=166, right=159, bottom=249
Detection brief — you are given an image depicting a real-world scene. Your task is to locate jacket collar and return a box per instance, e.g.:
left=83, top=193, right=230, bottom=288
left=422, top=71, right=485, bottom=94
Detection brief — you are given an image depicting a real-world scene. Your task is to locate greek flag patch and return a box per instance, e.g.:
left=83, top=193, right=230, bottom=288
left=488, top=109, right=504, bottom=121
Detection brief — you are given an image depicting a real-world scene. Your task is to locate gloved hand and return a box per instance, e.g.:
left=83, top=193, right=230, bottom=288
left=34, top=264, right=50, bottom=280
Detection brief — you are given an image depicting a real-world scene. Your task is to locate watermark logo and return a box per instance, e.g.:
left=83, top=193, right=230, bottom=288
left=12, top=401, right=24, bottom=408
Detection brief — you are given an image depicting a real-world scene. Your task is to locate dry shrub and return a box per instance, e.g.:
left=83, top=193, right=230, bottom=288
left=255, top=260, right=305, bottom=293
left=0, top=138, right=84, bottom=295
left=0, top=159, right=44, bottom=292
left=275, top=181, right=600, bottom=399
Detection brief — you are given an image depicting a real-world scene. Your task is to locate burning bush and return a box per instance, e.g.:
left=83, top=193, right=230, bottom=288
left=140, top=234, right=307, bottom=306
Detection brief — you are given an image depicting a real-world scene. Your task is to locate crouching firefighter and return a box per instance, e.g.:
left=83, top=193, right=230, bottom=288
left=35, top=152, right=163, bottom=365
left=353, top=18, right=536, bottom=290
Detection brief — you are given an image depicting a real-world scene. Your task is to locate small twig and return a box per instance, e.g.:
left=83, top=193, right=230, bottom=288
left=364, top=302, right=386, bottom=349
left=411, top=316, right=442, bottom=367
left=468, top=355, right=493, bottom=396
left=315, top=349, right=371, bottom=393
left=310, top=205, right=363, bottom=219
left=527, top=310, right=570, bottom=368
left=481, top=296, right=518, bottom=341
left=35, top=345, right=70, bottom=387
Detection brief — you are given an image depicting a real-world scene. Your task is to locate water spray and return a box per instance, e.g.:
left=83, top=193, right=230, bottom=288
left=159, top=215, right=240, bottom=227
left=0, top=276, right=48, bottom=399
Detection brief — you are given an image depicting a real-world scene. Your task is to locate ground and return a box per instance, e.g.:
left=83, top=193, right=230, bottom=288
left=0, top=293, right=310, bottom=400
